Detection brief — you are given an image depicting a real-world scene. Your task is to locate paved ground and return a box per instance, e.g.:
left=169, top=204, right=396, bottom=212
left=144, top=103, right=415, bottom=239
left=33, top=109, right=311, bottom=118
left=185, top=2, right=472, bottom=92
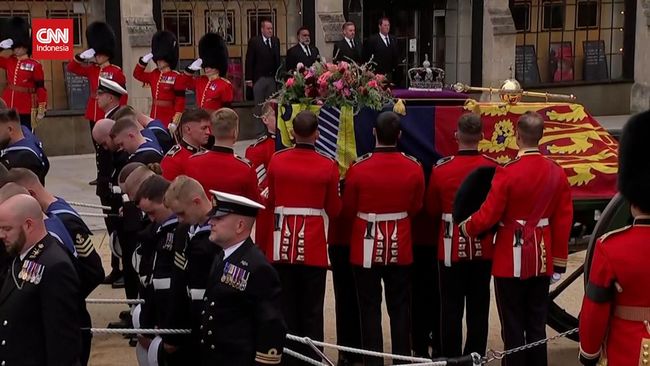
left=44, top=138, right=588, bottom=365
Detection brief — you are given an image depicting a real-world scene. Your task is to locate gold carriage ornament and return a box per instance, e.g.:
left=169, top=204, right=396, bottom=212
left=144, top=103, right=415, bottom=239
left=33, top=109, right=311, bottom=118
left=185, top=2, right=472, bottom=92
left=452, top=78, right=577, bottom=105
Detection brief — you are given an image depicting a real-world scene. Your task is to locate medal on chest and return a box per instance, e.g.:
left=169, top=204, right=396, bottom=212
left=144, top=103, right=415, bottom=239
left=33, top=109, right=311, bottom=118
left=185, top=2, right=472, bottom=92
left=220, top=262, right=250, bottom=291
left=160, top=75, right=176, bottom=85
left=18, top=259, right=44, bottom=285
left=19, top=62, right=35, bottom=72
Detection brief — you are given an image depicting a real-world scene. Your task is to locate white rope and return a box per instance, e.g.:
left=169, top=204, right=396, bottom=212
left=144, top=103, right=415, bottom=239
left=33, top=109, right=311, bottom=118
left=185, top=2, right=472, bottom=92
left=68, top=201, right=111, bottom=210
left=286, top=335, right=433, bottom=363
left=283, top=348, right=328, bottom=366
left=86, top=298, right=145, bottom=305
left=78, top=212, right=108, bottom=218
left=90, top=328, right=191, bottom=335
left=396, top=362, right=447, bottom=366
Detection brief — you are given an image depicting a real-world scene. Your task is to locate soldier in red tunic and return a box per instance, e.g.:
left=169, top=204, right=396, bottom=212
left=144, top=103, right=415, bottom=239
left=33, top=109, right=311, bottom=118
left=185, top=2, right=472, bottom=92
left=426, top=113, right=498, bottom=358
left=245, top=102, right=277, bottom=255
left=184, top=33, right=233, bottom=114
left=0, top=17, right=47, bottom=130
left=184, top=108, right=258, bottom=201
left=266, top=110, right=341, bottom=365
left=340, top=111, right=424, bottom=365
left=160, top=108, right=211, bottom=181
left=459, top=111, right=573, bottom=366
left=579, top=110, right=650, bottom=366
left=133, top=31, right=186, bottom=128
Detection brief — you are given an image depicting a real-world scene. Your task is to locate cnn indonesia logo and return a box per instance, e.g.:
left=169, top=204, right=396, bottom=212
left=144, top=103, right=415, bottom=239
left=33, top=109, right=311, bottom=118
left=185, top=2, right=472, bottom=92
left=32, top=19, right=74, bottom=60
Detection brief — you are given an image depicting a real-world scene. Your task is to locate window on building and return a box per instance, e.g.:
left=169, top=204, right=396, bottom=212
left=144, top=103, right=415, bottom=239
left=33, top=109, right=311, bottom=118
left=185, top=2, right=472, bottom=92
left=577, top=0, right=599, bottom=28
left=48, top=11, right=83, bottom=47
left=512, top=2, right=531, bottom=32
left=162, top=10, right=193, bottom=46
left=542, top=1, right=565, bottom=30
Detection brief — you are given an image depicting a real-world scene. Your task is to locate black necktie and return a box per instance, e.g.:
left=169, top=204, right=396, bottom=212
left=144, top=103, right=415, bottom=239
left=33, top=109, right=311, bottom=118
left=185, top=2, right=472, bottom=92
left=266, top=38, right=271, bottom=49
left=350, top=40, right=355, bottom=49
left=386, top=36, right=390, bottom=46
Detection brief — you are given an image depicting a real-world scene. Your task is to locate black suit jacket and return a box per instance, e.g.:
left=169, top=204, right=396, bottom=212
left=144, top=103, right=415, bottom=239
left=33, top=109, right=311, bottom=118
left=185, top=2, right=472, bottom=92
left=200, top=238, right=286, bottom=365
left=333, top=38, right=362, bottom=64
left=245, top=36, right=281, bottom=83
left=363, top=33, right=400, bottom=76
left=0, top=235, right=81, bottom=366
left=285, top=43, right=320, bottom=72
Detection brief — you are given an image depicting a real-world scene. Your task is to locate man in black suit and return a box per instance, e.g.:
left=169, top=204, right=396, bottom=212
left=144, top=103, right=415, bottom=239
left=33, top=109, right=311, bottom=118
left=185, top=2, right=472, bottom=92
left=333, top=21, right=362, bottom=64
left=200, top=190, right=287, bottom=365
left=245, top=19, right=281, bottom=138
left=286, top=27, right=320, bottom=72
left=0, top=194, right=81, bottom=366
left=363, top=17, right=400, bottom=83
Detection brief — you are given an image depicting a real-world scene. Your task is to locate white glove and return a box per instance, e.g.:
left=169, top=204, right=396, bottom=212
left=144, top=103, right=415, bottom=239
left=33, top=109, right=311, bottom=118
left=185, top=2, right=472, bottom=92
left=79, top=48, right=96, bottom=60
left=141, top=52, right=154, bottom=63
left=188, top=58, right=203, bottom=71
left=0, top=38, right=13, bottom=49
left=550, top=272, right=562, bottom=284
left=36, top=111, right=45, bottom=120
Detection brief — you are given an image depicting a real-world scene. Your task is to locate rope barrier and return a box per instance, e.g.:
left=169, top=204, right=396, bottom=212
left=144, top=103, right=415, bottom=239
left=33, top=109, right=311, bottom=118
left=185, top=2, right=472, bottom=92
left=89, top=328, right=191, bottom=335
left=86, top=298, right=145, bottom=305
left=284, top=348, right=328, bottom=366
left=78, top=212, right=110, bottom=218
left=68, top=201, right=112, bottom=210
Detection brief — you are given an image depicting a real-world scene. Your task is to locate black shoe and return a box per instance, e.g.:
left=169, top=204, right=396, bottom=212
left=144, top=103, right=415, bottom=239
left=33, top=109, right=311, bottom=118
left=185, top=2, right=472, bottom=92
left=111, top=276, right=125, bottom=289
left=119, top=310, right=131, bottom=321
left=128, top=337, right=137, bottom=347
left=102, top=270, right=123, bottom=284
left=107, top=319, right=131, bottom=329
left=89, top=179, right=98, bottom=186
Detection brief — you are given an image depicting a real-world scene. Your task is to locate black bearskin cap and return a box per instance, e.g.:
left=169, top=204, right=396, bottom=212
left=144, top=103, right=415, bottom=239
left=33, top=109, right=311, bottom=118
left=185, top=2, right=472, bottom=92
left=199, top=33, right=229, bottom=77
left=618, top=110, right=650, bottom=213
left=453, top=166, right=497, bottom=223
left=151, top=31, right=179, bottom=69
left=86, top=21, right=116, bottom=59
left=3, top=17, right=31, bottom=51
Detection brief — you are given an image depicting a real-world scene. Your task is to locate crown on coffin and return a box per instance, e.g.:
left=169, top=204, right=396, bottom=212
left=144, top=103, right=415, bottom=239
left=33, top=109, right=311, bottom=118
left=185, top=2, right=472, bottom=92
left=408, top=55, right=445, bottom=91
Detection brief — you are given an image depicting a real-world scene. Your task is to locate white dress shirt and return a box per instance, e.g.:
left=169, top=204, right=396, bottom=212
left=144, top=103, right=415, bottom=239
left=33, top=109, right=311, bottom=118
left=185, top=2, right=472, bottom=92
left=223, top=239, right=246, bottom=260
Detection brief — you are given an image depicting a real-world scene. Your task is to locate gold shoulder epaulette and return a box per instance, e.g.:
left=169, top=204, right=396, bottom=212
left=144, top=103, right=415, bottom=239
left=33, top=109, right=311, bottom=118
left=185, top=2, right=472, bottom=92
left=401, top=152, right=421, bottom=166
left=235, top=154, right=252, bottom=167
left=166, top=145, right=181, bottom=157
left=435, top=156, right=453, bottom=166
left=598, top=225, right=632, bottom=243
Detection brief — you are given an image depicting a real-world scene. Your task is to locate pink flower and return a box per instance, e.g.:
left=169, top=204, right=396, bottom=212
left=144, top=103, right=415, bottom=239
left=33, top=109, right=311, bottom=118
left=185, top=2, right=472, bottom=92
left=334, top=79, right=344, bottom=90
left=367, top=80, right=378, bottom=88
left=375, top=74, right=386, bottom=82
left=342, top=88, right=351, bottom=97
left=327, top=63, right=338, bottom=73
left=285, top=78, right=295, bottom=87
left=316, top=99, right=324, bottom=105
left=338, top=61, right=349, bottom=72
left=296, top=62, right=305, bottom=71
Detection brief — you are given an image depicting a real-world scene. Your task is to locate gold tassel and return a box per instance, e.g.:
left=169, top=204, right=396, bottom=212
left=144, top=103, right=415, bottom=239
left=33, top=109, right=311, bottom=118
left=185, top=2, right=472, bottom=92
left=393, top=99, right=406, bottom=116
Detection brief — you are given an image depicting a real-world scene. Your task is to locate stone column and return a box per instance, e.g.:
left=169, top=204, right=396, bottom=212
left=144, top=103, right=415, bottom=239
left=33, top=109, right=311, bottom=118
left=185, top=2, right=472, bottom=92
left=445, top=0, right=473, bottom=85
left=314, top=0, right=345, bottom=63
left=286, top=0, right=302, bottom=47
left=87, top=0, right=105, bottom=23
left=481, top=0, right=516, bottom=101
left=630, top=0, right=650, bottom=113
left=119, top=0, right=157, bottom=115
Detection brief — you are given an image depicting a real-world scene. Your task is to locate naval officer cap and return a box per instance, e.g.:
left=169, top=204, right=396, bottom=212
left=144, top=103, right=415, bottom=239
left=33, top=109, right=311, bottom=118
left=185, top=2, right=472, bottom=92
left=209, top=190, right=265, bottom=218
left=98, top=77, right=128, bottom=97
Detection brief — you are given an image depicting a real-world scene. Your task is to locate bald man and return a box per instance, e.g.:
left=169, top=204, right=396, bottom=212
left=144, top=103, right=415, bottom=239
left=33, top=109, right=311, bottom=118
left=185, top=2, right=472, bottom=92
left=0, top=194, right=81, bottom=365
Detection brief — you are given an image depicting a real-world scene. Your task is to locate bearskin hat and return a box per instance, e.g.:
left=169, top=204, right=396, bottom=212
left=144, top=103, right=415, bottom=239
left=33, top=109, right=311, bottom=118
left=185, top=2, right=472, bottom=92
left=86, top=21, right=116, bottom=59
left=151, top=30, right=179, bottom=70
left=453, top=166, right=497, bottom=223
left=3, top=17, right=31, bottom=51
left=618, top=110, right=650, bottom=213
left=199, top=33, right=229, bottom=77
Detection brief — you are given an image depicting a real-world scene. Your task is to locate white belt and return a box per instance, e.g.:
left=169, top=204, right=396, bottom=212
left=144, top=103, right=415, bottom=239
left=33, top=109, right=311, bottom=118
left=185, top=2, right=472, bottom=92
left=274, top=207, right=325, bottom=216
left=272, top=206, right=328, bottom=262
left=507, top=218, right=549, bottom=278
left=500, top=218, right=550, bottom=227
left=357, top=212, right=408, bottom=221
left=441, top=213, right=453, bottom=267
left=188, top=288, right=206, bottom=301
left=152, top=277, right=171, bottom=290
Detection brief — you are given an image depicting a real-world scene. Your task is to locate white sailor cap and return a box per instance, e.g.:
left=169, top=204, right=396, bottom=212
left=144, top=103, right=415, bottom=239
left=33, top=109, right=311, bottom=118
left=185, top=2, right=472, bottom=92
left=98, top=76, right=127, bottom=97
left=209, top=190, right=265, bottom=218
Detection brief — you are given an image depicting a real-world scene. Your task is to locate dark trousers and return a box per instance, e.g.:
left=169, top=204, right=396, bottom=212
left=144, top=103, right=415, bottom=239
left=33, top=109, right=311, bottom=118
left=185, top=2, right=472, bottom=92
left=439, top=260, right=492, bottom=358
left=411, top=245, right=440, bottom=358
left=354, top=265, right=412, bottom=366
left=328, top=246, right=362, bottom=364
left=494, top=276, right=551, bottom=366
left=275, top=264, right=326, bottom=366
left=19, top=113, right=31, bottom=131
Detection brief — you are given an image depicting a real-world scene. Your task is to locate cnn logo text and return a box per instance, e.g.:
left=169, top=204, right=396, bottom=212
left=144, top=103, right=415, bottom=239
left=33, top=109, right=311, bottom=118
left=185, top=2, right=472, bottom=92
left=32, top=18, right=74, bottom=60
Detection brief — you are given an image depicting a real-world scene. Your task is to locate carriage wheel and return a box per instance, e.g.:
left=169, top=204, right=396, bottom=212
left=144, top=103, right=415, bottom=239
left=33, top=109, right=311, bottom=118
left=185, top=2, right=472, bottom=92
left=546, top=193, right=630, bottom=342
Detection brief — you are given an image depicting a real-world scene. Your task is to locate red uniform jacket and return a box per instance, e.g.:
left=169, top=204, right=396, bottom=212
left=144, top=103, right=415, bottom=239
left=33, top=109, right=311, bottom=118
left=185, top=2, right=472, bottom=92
left=66, top=60, right=127, bottom=121
left=0, top=56, right=47, bottom=114
left=459, top=149, right=573, bottom=278
left=133, top=61, right=186, bottom=127
left=266, top=143, right=341, bottom=268
left=245, top=134, right=276, bottom=255
left=185, top=75, right=233, bottom=113
left=184, top=145, right=259, bottom=201
left=160, top=140, right=200, bottom=181
left=579, top=219, right=650, bottom=366
left=341, top=148, right=424, bottom=267
left=426, top=151, right=499, bottom=266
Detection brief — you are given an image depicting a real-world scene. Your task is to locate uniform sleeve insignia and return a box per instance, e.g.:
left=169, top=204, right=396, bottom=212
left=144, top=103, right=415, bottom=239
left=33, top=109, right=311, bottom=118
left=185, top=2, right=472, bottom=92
left=166, top=145, right=181, bottom=157
left=598, top=225, right=631, bottom=243
left=435, top=156, right=454, bottom=166
left=401, top=152, right=421, bottom=165
left=235, top=154, right=252, bottom=167
left=75, top=234, right=94, bottom=258
left=255, top=349, right=282, bottom=364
